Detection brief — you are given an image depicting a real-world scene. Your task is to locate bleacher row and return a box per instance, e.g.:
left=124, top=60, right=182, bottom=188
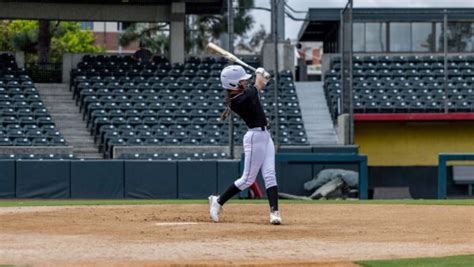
left=71, top=54, right=308, bottom=157
left=0, top=54, right=67, bottom=146
left=0, top=153, right=74, bottom=160
left=119, top=152, right=229, bottom=161
left=325, top=55, right=474, bottom=116
left=0, top=152, right=228, bottom=161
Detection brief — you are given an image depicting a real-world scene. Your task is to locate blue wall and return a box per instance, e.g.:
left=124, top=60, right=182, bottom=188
left=0, top=157, right=362, bottom=199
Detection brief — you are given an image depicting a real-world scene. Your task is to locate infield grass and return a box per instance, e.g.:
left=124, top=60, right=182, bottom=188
left=357, top=254, right=474, bottom=267
left=0, top=199, right=474, bottom=207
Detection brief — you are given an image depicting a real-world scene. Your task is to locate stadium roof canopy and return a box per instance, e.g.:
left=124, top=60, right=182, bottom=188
left=0, top=0, right=225, bottom=21
left=298, top=7, right=474, bottom=42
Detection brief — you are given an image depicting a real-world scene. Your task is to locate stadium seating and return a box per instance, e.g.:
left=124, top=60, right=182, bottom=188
left=118, top=152, right=229, bottom=161
left=324, top=55, right=474, bottom=117
left=0, top=53, right=67, bottom=146
left=0, top=153, right=74, bottom=160
left=71, top=55, right=308, bottom=157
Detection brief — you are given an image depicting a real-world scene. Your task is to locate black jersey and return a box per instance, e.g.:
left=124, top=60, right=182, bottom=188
left=229, top=84, right=268, bottom=128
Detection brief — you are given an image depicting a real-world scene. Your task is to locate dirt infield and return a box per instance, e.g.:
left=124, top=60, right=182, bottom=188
left=0, top=203, right=474, bottom=266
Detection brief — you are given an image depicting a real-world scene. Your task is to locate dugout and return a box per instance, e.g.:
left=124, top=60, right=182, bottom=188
left=300, top=8, right=474, bottom=198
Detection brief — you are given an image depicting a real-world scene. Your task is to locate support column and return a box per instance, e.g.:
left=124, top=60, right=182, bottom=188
left=170, top=2, right=185, bottom=64
left=271, top=0, right=285, bottom=41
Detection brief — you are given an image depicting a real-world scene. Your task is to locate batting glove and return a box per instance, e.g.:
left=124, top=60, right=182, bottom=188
left=256, top=67, right=271, bottom=81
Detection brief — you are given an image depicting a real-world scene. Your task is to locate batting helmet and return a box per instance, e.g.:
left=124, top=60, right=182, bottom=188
left=220, top=65, right=252, bottom=90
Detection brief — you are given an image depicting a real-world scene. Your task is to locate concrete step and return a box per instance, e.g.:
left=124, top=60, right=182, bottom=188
left=48, top=110, right=81, bottom=114
left=37, top=88, right=71, bottom=93
left=66, top=140, right=97, bottom=146
left=58, top=129, right=92, bottom=133
left=44, top=104, right=79, bottom=109
left=36, top=83, right=69, bottom=89
left=74, top=147, right=100, bottom=152
left=59, top=129, right=92, bottom=134
left=75, top=154, right=104, bottom=159
left=51, top=121, right=90, bottom=127
left=57, top=132, right=92, bottom=137
left=48, top=112, right=84, bottom=117
left=41, top=96, right=74, bottom=101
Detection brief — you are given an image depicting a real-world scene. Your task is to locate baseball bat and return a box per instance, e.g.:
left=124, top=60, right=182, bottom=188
left=206, top=42, right=271, bottom=79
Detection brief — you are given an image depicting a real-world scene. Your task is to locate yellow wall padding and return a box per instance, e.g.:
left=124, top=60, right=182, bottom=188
left=355, top=121, right=474, bottom=166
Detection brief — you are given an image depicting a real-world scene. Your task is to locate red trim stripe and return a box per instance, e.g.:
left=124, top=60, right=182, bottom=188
left=354, top=113, right=474, bottom=122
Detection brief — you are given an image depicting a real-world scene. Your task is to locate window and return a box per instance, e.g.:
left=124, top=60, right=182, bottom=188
left=447, top=22, right=473, bottom=52
left=435, top=22, right=444, bottom=52
left=471, top=23, right=474, bottom=52
left=118, top=22, right=133, bottom=31
left=349, top=21, right=474, bottom=53
left=390, top=23, right=411, bottom=52
left=353, top=23, right=365, bottom=52
left=80, top=22, right=93, bottom=30
left=365, top=23, right=386, bottom=52
left=411, top=23, right=433, bottom=52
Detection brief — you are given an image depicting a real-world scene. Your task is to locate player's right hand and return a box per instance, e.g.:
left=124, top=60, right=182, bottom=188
left=256, top=67, right=271, bottom=81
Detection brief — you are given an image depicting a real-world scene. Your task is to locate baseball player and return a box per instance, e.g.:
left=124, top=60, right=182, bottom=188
left=208, top=65, right=282, bottom=225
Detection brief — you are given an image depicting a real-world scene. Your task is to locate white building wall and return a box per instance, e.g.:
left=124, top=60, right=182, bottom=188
left=92, top=22, right=120, bottom=32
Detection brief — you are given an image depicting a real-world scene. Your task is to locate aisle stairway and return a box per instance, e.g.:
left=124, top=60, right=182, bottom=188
left=36, top=83, right=102, bottom=158
left=295, top=82, right=338, bottom=145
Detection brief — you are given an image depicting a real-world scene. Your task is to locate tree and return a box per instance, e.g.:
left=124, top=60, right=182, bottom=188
left=236, top=24, right=270, bottom=53
left=37, top=20, right=51, bottom=64
left=446, top=22, right=472, bottom=52
left=0, top=20, right=104, bottom=64
left=118, top=23, right=169, bottom=54
left=190, top=0, right=256, bottom=52
left=117, top=0, right=260, bottom=56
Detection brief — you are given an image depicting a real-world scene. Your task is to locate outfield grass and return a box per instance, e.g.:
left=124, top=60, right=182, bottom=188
left=357, top=254, right=474, bottom=267
left=0, top=199, right=474, bottom=207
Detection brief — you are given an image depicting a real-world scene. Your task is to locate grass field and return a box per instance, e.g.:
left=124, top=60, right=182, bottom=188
left=358, top=254, right=474, bottom=267
left=1, top=198, right=474, bottom=207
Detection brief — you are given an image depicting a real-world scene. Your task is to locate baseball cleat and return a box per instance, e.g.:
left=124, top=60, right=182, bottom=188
left=269, top=210, right=282, bottom=225
left=208, top=195, right=222, bottom=222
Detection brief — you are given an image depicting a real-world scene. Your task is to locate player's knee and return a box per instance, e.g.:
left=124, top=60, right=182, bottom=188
left=242, top=177, right=256, bottom=189
left=235, top=175, right=256, bottom=190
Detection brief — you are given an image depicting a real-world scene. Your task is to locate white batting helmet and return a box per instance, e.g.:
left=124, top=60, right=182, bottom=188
left=220, top=65, right=252, bottom=90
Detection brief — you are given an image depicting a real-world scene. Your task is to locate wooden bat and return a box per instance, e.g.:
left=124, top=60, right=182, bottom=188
left=206, top=42, right=271, bottom=79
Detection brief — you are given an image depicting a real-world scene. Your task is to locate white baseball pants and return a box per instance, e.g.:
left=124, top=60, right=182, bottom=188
left=234, top=128, right=278, bottom=190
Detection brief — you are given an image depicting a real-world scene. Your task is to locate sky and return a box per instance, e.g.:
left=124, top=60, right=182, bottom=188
left=250, top=0, right=474, bottom=41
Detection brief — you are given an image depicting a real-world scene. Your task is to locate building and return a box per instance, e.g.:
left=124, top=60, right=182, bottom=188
left=81, top=22, right=139, bottom=53
left=299, top=8, right=474, bottom=198
left=298, top=8, right=474, bottom=54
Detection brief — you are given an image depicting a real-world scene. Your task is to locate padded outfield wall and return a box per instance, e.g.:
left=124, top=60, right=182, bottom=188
left=0, top=147, right=363, bottom=199
left=355, top=120, right=473, bottom=198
